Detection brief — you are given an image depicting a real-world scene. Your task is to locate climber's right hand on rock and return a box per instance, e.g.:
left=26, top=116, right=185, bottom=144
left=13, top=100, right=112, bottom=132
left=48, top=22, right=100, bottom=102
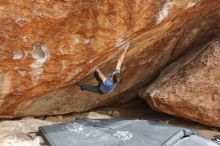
left=124, top=42, right=130, bottom=51
left=95, top=67, right=100, bottom=72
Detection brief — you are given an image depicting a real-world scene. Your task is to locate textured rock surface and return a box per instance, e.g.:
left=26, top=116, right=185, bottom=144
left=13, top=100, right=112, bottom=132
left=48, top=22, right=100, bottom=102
left=0, top=118, right=53, bottom=146
left=0, top=0, right=220, bottom=117
left=139, top=40, right=220, bottom=127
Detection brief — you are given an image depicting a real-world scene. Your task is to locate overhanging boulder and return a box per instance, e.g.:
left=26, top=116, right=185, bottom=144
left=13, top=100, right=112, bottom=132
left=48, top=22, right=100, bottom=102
left=0, top=0, right=219, bottom=117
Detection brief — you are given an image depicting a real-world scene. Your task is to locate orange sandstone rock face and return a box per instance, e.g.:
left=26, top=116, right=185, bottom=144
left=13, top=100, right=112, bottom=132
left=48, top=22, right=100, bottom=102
left=140, top=40, right=220, bottom=127
left=0, top=0, right=219, bottom=117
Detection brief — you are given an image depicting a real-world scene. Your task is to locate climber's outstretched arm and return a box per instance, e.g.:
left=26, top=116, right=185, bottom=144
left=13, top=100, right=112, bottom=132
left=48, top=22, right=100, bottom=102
left=95, top=67, right=106, bottom=82
left=116, top=43, right=130, bottom=71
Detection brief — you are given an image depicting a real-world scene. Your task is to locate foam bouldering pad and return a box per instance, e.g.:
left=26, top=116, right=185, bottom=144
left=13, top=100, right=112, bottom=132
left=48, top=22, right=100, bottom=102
left=39, top=119, right=218, bottom=146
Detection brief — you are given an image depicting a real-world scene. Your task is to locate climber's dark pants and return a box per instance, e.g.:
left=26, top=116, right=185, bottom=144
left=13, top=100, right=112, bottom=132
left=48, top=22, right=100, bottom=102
left=80, top=71, right=103, bottom=94
left=80, top=85, right=102, bottom=94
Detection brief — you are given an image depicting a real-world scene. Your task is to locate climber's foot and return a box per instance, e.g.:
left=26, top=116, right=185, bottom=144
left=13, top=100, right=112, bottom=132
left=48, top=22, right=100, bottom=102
left=76, top=82, right=85, bottom=90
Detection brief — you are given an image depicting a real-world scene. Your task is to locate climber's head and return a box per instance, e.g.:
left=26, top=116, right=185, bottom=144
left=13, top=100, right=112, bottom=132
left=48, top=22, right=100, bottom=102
left=113, top=73, right=121, bottom=83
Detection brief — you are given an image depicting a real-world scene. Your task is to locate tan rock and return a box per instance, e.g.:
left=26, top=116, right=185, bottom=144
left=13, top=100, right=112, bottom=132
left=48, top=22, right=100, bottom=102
left=0, top=0, right=219, bottom=117
left=139, top=40, right=220, bottom=127
left=0, top=119, right=53, bottom=146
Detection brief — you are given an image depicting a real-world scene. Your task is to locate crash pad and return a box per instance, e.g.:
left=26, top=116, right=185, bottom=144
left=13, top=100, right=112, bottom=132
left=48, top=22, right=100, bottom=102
left=39, top=119, right=218, bottom=146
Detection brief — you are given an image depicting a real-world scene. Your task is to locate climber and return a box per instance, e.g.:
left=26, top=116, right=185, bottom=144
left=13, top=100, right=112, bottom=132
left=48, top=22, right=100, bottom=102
left=77, top=43, right=130, bottom=94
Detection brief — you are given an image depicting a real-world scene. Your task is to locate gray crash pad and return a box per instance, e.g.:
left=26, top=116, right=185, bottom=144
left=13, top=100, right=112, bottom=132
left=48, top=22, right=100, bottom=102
left=39, top=119, right=218, bottom=146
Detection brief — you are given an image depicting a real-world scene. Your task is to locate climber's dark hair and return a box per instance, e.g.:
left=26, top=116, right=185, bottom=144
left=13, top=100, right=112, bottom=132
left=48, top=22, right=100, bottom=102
left=113, top=73, right=121, bottom=83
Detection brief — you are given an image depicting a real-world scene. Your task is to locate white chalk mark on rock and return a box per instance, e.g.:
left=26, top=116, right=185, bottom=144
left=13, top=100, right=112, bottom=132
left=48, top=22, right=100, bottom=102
left=82, top=38, right=91, bottom=45
left=187, top=0, right=200, bottom=8
left=31, top=43, right=51, bottom=85
left=115, top=38, right=127, bottom=48
left=15, top=17, right=29, bottom=27
left=22, top=36, right=28, bottom=42
left=13, top=49, right=23, bottom=60
left=88, top=58, right=95, bottom=64
left=113, top=130, right=133, bottom=141
left=72, top=37, right=81, bottom=45
left=156, top=0, right=171, bottom=24
left=72, top=37, right=91, bottom=45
